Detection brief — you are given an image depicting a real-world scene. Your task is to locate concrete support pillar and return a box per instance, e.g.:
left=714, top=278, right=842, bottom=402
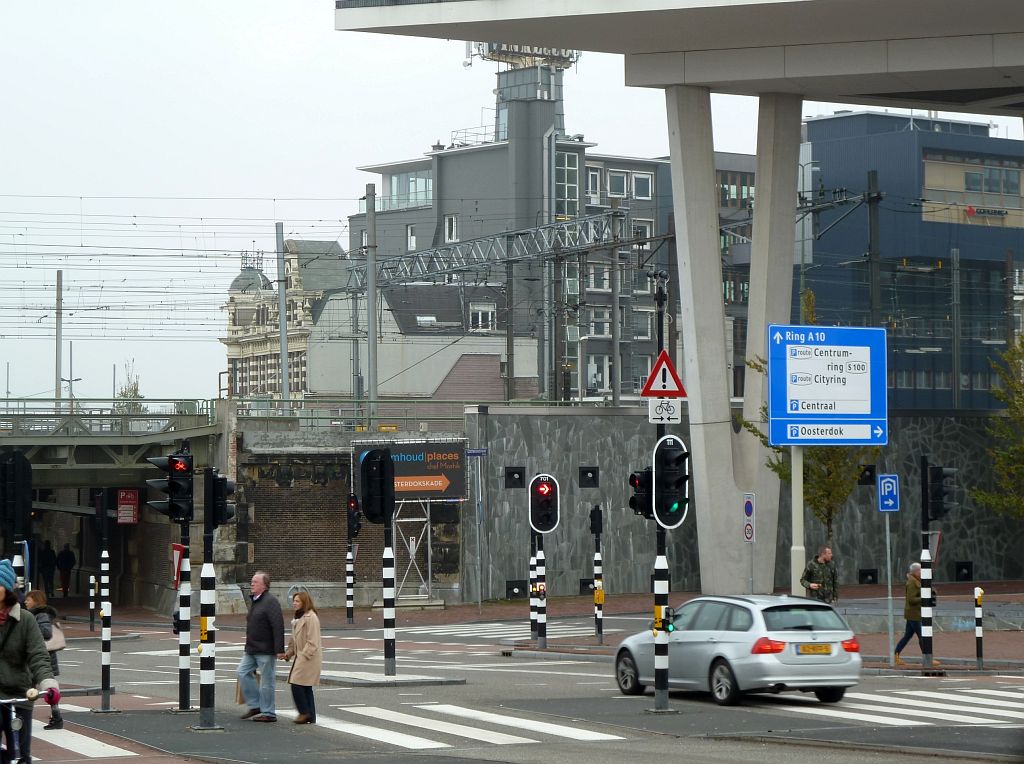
left=665, top=86, right=801, bottom=594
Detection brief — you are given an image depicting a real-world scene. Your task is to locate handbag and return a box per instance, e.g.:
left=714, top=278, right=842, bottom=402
left=45, top=621, right=66, bottom=652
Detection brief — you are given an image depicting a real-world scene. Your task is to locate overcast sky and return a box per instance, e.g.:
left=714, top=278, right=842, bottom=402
left=2, top=2, right=1020, bottom=403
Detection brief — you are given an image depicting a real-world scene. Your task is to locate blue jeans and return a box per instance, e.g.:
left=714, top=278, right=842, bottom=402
left=895, top=619, right=922, bottom=654
left=237, top=652, right=277, bottom=716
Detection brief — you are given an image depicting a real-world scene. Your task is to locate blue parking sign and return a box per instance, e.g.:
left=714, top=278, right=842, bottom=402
left=877, top=473, right=899, bottom=512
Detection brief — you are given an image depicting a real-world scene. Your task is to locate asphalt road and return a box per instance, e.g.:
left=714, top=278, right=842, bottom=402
left=40, top=618, right=1024, bottom=763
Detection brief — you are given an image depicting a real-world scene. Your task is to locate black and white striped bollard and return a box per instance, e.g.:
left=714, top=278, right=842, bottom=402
left=89, top=574, right=96, bottom=632
left=192, top=561, right=221, bottom=730
left=974, top=587, right=984, bottom=671
left=536, top=536, right=547, bottom=650
left=529, top=538, right=537, bottom=639
left=653, top=527, right=671, bottom=712
left=93, top=549, right=118, bottom=713
left=920, top=545, right=935, bottom=669
left=346, top=547, right=355, bottom=624
left=383, top=523, right=396, bottom=676
left=594, top=531, right=604, bottom=645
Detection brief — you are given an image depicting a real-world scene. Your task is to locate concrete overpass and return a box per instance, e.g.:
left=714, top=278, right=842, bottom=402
left=335, top=0, right=1024, bottom=595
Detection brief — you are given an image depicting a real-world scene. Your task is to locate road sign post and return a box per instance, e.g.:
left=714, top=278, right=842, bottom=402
left=878, top=472, right=900, bottom=665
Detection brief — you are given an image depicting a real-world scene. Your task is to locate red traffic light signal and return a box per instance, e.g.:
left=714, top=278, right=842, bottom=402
left=146, top=452, right=194, bottom=522
left=529, top=473, right=559, bottom=533
left=628, top=468, right=653, bottom=518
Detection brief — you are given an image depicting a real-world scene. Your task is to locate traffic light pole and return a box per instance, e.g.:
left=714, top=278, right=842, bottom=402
left=194, top=467, right=222, bottom=731
left=175, top=516, right=194, bottom=713
left=383, top=512, right=396, bottom=676
left=529, top=531, right=537, bottom=639
left=536, top=533, right=547, bottom=650
left=651, top=275, right=673, bottom=713
left=346, top=533, right=355, bottom=625
left=920, top=455, right=934, bottom=670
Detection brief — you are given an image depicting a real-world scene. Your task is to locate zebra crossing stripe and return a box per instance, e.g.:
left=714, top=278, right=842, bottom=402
left=965, top=689, right=1024, bottom=699
left=847, top=692, right=1024, bottom=720
left=37, top=727, right=140, bottom=757
left=418, top=704, right=623, bottom=741
left=892, top=690, right=1024, bottom=713
left=277, top=710, right=448, bottom=749
left=343, top=706, right=536, bottom=744
left=838, top=701, right=1003, bottom=725
left=784, top=705, right=924, bottom=726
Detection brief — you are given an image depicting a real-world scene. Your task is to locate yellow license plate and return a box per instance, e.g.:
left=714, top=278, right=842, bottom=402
left=798, top=643, right=832, bottom=655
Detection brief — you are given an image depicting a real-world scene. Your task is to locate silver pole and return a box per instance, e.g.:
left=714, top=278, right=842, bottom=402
left=885, top=512, right=895, bottom=665
left=366, top=184, right=378, bottom=425
left=276, top=223, right=290, bottom=413
left=790, top=446, right=805, bottom=595
left=55, top=271, right=63, bottom=406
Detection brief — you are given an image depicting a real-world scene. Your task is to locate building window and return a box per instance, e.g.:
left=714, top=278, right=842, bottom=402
left=588, top=266, right=610, bottom=291
left=406, top=224, right=416, bottom=251
left=360, top=230, right=368, bottom=247
left=586, top=167, right=601, bottom=203
left=591, top=308, right=611, bottom=337
left=587, top=354, right=612, bottom=391
left=415, top=315, right=437, bottom=327
left=469, top=301, right=496, bottom=331
left=717, top=171, right=756, bottom=208
left=632, top=172, right=653, bottom=200
left=608, top=171, right=627, bottom=198
left=633, top=309, right=654, bottom=340
left=445, top=215, right=459, bottom=243
left=383, top=169, right=432, bottom=211
left=555, top=151, right=579, bottom=218
left=632, top=355, right=652, bottom=392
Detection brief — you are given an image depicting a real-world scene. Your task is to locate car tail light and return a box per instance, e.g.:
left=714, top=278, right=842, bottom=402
left=841, top=637, right=860, bottom=653
left=751, top=637, right=786, bottom=654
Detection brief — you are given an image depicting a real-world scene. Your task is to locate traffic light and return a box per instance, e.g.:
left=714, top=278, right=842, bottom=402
left=347, top=493, right=362, bottom=538
left=857, top=464, right=877, bottom=486
left=628, top=469, right=652, bottom=518
left=528, top=473, right=559, bottom=533
left=212, top=473, right=236, bottom=528
left=589, top=505, right=603, bottom=536
left=652, top=434, right=689, bottom=529
left=927, top=464, right=959, bottom=520
left=146, top=453, right=194, bottom=521
left=0, top=451, right=32, bottom=539
left=360, top=448, right=394, bottom=525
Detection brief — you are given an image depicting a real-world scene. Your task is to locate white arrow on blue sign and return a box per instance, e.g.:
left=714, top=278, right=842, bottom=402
left=877, top=473, right=900, bottom=512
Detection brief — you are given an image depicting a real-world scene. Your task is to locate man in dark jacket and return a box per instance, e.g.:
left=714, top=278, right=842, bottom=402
left=800, top=546, right=838, bottom=604
left=237, top=571, right=284, bottom=722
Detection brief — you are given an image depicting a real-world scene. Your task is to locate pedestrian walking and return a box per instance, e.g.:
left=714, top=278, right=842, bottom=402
left=23, top=591, right=63, bottom=730
left=55, top=545, right=76, bottom=599
left=893, top=562, right=940, bottom=666
left=283, top=590, right=322, bottom=725
left=38, top=543, right=57, bottom=600
left=800, top=545, right=838, bottom=604
left=0, top=560, right=61, bottom=764
left=237, top=571, right=284, bottom=723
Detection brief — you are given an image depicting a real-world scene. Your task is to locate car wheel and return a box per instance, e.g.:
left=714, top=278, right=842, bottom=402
left=710, top=659, right=741, bottom=706
left=814, top=687, right=846, bottom=703
left=615, top=651, right=645, bottom=695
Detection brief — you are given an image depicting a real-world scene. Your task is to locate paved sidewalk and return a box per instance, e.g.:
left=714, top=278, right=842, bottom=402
left=52, top=580, right=1024, bottom=669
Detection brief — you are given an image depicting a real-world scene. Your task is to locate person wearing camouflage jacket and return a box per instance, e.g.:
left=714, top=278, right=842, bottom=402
left=800, top=546, right=838, bottom=604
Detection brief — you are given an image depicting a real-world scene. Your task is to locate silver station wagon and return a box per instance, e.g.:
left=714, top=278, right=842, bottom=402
left=615, top=594, right=862, bottom=705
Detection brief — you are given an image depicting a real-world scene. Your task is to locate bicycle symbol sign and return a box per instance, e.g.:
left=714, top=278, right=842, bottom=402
left=648, top=397, right=682, bottom=424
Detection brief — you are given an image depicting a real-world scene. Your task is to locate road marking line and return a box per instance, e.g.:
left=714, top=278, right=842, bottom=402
left=892, top=690, right=1024, bottom=711
left=784, top=705, right=924, bottom=726
left=839, top=701, right=1003, bottom=725
left=963, top=689, right=1024, bottom=700
left=847, top=692, right=1024, bottom=720
left=276, top=710, right=449, bottom=749
left=418, top=704, right=623, bottom=741
left=343, top=706, right=536, bottom=745
left=37, top=727, right=140, bottom=757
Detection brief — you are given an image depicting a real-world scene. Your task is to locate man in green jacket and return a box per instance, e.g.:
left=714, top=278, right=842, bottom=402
left=894, top=562, right=936, bottom=666
left=800, top=546, right=838, bottom=604
left=0, top=558, right=60, bottom=762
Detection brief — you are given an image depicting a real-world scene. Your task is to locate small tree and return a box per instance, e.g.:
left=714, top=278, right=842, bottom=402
left=113, top=360, right=147, bottom=414
left=971, top=336, right=1024, bottom=520
left=737, top=290, right=880, bottom=544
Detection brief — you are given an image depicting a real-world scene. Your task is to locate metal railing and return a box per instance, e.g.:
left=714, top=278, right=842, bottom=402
left=0, top=399, right=216, bottom=438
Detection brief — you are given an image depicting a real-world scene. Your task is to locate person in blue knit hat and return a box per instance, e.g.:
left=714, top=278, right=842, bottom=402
left=0, top=558, right=60, bottom=763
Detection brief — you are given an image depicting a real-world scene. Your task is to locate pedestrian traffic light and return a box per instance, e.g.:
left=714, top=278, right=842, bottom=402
left=146, top=453, right=194, bottom=521
left=347, top=493, right=362, bottom=538
left=652, top=434, right=689, bottom=529
left=212, top=473, right=236, bottom=528
left=628, top=468, right=652, bottom=518
left=528, top=473, right=559, bottom=533
left=359, top=449, right=394, bottom=525
left=927, top=464, right=959, bottom=520
left=589, top=505, right=603, bottom=536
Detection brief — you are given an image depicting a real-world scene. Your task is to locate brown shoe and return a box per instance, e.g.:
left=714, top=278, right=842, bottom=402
left=240, top=708, right=261, bottom=720
left=894, top=653, right=905, bottom=666
left=293, top=714, right=310, bottom=724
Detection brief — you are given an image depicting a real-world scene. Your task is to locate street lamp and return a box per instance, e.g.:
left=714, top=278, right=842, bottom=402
left=798, top=160, right=821, bottom=322
left=61, top=377, right=82, bottom=413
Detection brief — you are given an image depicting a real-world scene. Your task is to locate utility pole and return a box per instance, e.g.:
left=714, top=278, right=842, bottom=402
left=505, top=236, right=515, bottom=401
left=55, top=271, right=62, bottom=408
left=952, top=247, right=961, bottom=409
left=867, top=170, right=882, bottom=327
left=610, top=200, right=622, bottom=406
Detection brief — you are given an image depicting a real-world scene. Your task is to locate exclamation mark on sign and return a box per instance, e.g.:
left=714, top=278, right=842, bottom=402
left=661, top=368, right=667, bottom=388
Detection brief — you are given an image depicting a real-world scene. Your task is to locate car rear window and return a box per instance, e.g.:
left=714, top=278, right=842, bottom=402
left=762, top=605, right=848, bottom=631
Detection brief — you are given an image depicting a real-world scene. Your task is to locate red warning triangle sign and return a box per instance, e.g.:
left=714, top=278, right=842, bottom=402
left=640, top=350, right=687, bottom=399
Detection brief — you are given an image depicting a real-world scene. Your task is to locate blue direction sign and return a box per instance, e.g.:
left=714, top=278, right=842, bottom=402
left=877, top=473, right=900, bottom=512
left=767, top=324, right=888, bottom=446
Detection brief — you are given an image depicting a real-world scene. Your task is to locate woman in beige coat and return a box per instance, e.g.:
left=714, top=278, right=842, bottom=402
left=282, top=590, right=322, bottom=724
